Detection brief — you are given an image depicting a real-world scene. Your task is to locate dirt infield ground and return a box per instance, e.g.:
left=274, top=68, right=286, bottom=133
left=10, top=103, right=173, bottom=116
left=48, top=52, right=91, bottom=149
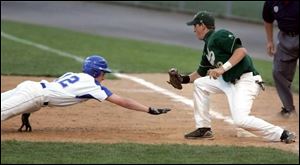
left=1, top=75, right=299, bottom=154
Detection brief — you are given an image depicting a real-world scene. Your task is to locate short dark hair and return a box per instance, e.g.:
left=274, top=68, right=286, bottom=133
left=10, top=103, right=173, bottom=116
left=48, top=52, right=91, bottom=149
left=205, top=24, right=215, bottom=30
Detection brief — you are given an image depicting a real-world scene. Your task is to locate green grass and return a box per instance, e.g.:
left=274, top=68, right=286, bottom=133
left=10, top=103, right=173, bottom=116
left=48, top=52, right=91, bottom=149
left=1, top=20, right=298, bottom=92
left=254, top=60, right=299, bottom=93
left=1, top=20, right=199, bottom=74
left=1, top=38, right=82, bottom=77
left=1, top=141, right=299, bottom=164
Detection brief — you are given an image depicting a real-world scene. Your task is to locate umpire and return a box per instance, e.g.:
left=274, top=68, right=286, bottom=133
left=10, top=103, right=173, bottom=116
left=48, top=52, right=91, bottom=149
left=262, top=0, right=299, bottom=117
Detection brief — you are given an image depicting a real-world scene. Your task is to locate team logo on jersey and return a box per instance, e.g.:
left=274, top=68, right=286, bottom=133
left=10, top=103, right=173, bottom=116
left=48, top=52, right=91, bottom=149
left=206, top=48, right=215, bottom=65
left=273, top=6, right=279, bottom=13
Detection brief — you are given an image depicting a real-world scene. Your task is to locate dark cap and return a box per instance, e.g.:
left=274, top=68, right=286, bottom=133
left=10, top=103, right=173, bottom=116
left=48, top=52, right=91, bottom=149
left=186, top=11, right=215, bottom=27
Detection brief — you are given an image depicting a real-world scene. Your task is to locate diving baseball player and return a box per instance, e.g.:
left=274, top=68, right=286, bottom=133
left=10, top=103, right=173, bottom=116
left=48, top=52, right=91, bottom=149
left=1, top=55, right=171, bottom=131
left=167, top=11, right=296, bottom=144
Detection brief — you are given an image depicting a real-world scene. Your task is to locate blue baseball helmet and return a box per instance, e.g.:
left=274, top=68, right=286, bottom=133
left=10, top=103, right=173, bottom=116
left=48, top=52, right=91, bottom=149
left=82, top=55, right=112, bottom=78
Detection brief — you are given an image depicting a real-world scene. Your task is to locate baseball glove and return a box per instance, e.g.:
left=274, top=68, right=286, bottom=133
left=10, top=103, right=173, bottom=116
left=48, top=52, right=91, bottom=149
left=167, top=68, right=183, bottom=90
left=148, top=107, right=171, bottom=115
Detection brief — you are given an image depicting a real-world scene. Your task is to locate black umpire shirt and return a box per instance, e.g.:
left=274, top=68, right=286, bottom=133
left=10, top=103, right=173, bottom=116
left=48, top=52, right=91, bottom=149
left=262, top=0, right=299, bottom=33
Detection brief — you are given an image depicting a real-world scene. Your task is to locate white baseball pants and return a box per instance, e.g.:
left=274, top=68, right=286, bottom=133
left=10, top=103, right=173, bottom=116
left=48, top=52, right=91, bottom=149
left=193, top=72, right=284, bottom=141
left=1, top=81, right=45, bottom=121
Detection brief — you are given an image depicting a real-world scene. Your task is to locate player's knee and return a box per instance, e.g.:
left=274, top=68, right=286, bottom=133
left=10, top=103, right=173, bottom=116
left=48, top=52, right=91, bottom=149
left=193, top=78, right=205, bottom=89
left=193, top=79, right=209, bottom=95
left=232, top=117, right=247, bottom=127
left=272, top=69, right=283, bottom=79
left=193, top=79, right=200, bottom=89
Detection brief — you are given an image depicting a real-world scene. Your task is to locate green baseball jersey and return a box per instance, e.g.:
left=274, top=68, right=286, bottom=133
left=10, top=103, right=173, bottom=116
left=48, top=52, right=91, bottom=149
left=197, top=29, right=259, bottom=83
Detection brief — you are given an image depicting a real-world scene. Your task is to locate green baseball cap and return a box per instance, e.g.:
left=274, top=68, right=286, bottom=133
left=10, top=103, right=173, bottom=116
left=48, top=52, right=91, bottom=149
left=186, top=11, right=215, bottom=27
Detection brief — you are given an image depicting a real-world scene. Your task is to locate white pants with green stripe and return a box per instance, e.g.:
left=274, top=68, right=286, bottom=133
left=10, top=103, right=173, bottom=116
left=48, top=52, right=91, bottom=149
left=193, top=72, right=284, bottom=141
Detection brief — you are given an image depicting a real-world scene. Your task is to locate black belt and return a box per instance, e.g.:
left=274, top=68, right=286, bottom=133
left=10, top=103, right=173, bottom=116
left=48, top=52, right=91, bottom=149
left=230, top=72, right=265, bottom=91
left=230, top=71, right=252, bottom=84
left=283, top=31, right=299, bottom=37
left=41, top=82, right=46, bottom=88
left=40, top=83, right=48, bottom=106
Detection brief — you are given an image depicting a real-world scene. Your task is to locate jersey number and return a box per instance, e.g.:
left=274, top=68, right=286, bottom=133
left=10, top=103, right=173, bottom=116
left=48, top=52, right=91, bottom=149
left=58, top=76, right=79, bottom=88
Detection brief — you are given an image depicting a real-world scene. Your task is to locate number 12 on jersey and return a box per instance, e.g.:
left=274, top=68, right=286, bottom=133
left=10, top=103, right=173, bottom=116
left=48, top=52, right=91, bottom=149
left=58, top=75, right=80, bottom=88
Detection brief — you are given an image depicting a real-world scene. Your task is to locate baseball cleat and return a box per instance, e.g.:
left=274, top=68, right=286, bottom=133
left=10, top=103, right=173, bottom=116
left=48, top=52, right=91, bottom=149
left=280, top=130, right=296, bottom=144
left=184, top=127, right=214, bottom=139
left=279, top=107, right=297, bottom=118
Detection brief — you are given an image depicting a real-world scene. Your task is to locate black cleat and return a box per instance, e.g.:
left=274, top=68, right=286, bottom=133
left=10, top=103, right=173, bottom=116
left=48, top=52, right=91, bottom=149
left=280, top=107, right=296, bottom=118
left=280, top=130, right=296, bottom=144
left=184, top=128, right=214, bottom=139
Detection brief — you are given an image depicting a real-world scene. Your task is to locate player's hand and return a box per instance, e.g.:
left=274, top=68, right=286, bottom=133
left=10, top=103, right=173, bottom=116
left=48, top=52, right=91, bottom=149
left=266, top=41, right=275, bottom=57
left=207, top=68, right=225, bottom=79
left=148, top=107, right=171, bottom=115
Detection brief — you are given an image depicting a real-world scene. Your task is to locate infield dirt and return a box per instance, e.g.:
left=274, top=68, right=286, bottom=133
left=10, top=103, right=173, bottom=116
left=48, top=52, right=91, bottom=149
left=1, top=75, right=299, bottom=154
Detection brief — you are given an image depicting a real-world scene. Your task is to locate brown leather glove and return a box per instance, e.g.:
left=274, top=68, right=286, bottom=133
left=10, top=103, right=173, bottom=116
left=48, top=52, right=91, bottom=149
left=167, top=68, right=183, bottom=90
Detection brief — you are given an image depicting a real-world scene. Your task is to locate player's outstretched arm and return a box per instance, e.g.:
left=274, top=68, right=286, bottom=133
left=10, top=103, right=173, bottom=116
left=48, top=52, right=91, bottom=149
left=106, top=94, right=171, bottom=115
